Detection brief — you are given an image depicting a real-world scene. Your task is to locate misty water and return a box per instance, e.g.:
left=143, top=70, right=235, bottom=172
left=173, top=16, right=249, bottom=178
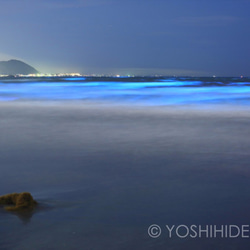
left=0, top=77, right=250, bottom=249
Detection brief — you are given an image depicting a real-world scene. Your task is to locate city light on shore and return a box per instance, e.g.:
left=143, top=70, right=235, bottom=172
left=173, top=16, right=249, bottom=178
left=0, top=73, right=82, bottom=78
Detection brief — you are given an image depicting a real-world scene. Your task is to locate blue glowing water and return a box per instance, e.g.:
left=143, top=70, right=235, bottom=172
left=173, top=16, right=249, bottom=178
left=0, top=76, right=250, bottom=106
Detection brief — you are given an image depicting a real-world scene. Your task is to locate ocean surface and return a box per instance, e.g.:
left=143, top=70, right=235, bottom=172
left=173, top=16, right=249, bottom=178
left=0, top=77, right=250, bottom=249
left=0, top=76, right=250, bottom=106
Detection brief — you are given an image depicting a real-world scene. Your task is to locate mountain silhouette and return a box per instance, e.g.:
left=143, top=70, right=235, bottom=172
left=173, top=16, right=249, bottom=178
left=0, top=59, right=39, bottom=75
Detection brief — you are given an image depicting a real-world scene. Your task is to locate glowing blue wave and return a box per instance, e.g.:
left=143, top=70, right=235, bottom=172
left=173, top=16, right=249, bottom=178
left=0, top=77, right=250, bottom=106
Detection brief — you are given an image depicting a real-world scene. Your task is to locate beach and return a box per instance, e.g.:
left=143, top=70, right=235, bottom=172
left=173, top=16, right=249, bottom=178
left=0, top=100, right=250, bottom=249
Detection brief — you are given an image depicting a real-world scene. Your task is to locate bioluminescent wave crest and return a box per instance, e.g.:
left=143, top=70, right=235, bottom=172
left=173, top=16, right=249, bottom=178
left=0, top=76, right=250, bottom=106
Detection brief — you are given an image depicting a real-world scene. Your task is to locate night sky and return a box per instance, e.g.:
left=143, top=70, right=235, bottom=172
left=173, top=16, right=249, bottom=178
left=0, top=0, right=249, bottom=76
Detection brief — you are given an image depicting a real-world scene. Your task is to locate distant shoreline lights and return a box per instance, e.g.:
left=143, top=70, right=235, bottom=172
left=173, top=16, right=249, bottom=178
left=0, top=73, right=82, bottom=78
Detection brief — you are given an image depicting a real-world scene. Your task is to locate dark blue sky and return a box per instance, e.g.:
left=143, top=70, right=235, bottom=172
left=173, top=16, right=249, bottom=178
left=1, top=0, right=249, bottom=76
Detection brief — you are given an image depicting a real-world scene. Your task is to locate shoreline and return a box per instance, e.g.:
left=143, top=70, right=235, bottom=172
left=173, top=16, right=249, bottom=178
left=1, top=100, right=250, bottom=249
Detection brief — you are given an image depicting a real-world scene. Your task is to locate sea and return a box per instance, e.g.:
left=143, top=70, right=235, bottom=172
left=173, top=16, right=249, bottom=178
left=0, top=76, right=250, bottom=250
left=0, top=76, right=250, bottom=106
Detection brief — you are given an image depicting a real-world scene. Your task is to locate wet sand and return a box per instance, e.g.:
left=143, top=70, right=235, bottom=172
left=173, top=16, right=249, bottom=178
left=0, top=101, right=250, bottom=249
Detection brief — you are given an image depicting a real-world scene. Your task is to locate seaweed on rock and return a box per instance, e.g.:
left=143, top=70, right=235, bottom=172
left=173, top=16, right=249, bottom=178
left=0, top=192, right=37, bottom=211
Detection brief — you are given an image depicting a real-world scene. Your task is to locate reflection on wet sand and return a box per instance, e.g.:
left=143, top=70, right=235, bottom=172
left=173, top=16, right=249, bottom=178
left=0, top=101, right=250, bottom=249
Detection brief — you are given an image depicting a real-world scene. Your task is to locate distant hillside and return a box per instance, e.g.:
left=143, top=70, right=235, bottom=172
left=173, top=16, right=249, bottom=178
left=0, top=59, right=39, bottom=75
